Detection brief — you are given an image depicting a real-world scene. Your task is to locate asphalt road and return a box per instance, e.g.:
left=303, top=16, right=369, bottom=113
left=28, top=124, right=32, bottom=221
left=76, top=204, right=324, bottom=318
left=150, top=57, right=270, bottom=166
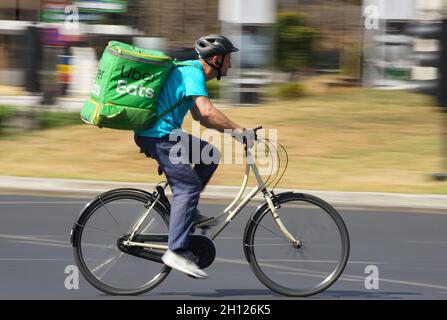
left=0, top=194, right=446, bottom=300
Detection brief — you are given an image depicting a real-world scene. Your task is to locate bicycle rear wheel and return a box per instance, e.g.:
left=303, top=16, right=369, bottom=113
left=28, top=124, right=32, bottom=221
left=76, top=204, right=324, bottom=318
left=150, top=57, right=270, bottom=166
left=72, top=190, right=170, bottom=295
left=244, top=192, right=349, bottom=297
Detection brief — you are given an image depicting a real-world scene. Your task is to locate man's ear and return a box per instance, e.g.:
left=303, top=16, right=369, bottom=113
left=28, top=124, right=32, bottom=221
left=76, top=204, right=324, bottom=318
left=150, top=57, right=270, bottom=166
left=212, top=55, right=223, bottom=65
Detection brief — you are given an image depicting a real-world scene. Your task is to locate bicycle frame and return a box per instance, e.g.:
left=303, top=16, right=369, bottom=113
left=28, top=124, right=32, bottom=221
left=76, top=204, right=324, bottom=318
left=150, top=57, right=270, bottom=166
left=123, top=141, right=299, bottom=250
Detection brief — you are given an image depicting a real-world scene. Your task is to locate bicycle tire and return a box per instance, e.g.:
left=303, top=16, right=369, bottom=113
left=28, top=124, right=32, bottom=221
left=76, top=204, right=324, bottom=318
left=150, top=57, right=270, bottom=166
left=244, top=192, right=350, bottom=297
left=72, top=189, right=171, bottom=295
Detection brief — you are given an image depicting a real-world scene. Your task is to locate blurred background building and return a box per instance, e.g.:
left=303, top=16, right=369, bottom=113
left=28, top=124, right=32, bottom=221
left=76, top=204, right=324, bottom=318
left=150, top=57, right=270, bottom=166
left=361, top=0, right=444, bottom=90
left=0, top=0, right=445, bottom=106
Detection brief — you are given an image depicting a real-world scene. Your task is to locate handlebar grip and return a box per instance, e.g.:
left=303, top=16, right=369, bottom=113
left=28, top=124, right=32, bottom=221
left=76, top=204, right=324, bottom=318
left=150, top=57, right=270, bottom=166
left=242, top=126, right=262, bottom=151
left=253, top=126, right=262, bottom=141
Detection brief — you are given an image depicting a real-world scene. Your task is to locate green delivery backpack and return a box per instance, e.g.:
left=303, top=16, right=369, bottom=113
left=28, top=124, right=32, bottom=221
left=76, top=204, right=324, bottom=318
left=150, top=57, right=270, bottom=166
left=80, top=41, right=190, bottom=130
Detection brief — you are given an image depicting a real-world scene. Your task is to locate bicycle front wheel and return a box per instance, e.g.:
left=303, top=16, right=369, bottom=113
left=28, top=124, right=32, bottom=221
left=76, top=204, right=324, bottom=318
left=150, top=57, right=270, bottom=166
left=244, top=193, right=350, bottom=297
left=72, top=190, right=171, bottom=295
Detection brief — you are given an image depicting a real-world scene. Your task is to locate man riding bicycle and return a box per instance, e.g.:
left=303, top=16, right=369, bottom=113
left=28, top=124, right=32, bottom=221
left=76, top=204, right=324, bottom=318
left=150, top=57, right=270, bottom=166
left=134, top=35, right=249, bottom=279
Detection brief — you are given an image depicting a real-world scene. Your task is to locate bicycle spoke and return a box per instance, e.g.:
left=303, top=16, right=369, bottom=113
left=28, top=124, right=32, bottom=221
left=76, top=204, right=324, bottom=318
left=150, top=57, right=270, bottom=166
left=92, top=253, right=124, bottom=280
left=276, top=271, right=329, bottom=280
left=255, top=260, right=330, bottom=276
left=80, top=223, right=124, bottom=237
left=246, top=243, right=292, bottom=247
left=139, top=217, right=157, bottom=234
left=82, top=242, right=116, bottom=250
left=250, top=218, right=290, bottom=243
left=98, top=196, right=126, bottom=235
left=257, top=259, right=340, bottom=263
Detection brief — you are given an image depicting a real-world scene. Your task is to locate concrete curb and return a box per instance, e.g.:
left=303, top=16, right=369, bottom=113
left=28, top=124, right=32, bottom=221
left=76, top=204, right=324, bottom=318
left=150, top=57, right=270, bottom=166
left=0, top=95, right=233, bottom=112
left=0, top=175, right=446, bottom=212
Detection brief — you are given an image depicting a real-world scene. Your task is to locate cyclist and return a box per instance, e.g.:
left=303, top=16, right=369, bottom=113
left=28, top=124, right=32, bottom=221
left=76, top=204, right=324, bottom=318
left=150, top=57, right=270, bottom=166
left=134, top=35, right=249, bottom=279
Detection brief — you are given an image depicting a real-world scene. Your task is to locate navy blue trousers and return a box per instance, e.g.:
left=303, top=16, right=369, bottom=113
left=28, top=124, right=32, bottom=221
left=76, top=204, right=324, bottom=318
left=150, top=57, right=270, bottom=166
left=135, top=132, right=220, bottom=251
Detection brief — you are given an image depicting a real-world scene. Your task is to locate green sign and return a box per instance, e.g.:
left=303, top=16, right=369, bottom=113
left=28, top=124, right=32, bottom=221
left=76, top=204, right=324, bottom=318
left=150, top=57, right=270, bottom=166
left=74, top=0, right=128, bottom=13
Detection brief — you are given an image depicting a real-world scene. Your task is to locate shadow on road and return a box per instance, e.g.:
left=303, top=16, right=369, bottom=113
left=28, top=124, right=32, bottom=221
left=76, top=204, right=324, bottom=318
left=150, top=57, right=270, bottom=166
left=157, top=289, right=278, bottom=298
left=155, top=289, right=422, bottom=299
left=319, top=290, right=422, bottom=299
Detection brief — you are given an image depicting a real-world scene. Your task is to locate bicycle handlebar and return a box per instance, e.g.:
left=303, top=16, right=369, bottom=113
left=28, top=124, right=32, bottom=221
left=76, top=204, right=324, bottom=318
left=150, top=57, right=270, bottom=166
left=242, top=126, right=262, bottom=152
left=252, top=126, right=263, bottom=141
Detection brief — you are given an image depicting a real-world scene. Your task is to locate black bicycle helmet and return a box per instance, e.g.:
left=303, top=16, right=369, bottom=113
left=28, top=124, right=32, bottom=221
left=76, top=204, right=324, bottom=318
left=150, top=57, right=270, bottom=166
left=194, top=34, right=239, bottom=59
left=194, top=35, right=238, bottom=80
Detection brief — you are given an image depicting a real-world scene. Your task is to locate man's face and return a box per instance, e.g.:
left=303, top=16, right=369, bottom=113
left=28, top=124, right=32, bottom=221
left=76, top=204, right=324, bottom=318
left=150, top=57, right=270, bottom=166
left=212, top=54, right=232, bottom=76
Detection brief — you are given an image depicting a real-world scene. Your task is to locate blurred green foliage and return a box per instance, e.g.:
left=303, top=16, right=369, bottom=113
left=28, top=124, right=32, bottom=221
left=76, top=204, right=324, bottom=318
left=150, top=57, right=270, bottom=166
left=264, top=82, right=306, bottom=100
left=262, top=82, right=308, bottom=100
left=0, top=105, right=13, bottom=121
left=206, top=79, right=220, bottom=99
left=274, top=12, right=320, bottom=76
left=0, top=105, right=13, bottom=135
left=0, top=105, right=81, bottom=137
left=36, top=111, right=82, bottom=130
left=277, top=82, right=306, bottom=99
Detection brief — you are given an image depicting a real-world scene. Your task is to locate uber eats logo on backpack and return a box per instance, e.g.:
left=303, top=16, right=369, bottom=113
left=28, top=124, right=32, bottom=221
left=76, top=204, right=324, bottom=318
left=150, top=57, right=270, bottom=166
left=91, top=68, right=105, bottom=96
left=116, top=65, right=156, bottom=99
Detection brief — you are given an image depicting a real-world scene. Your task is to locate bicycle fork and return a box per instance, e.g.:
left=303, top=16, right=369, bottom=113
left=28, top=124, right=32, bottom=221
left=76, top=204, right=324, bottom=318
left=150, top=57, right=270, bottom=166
left=263, top=191, right=302, bottom=248
left=250, top=155, right=301, bottom=248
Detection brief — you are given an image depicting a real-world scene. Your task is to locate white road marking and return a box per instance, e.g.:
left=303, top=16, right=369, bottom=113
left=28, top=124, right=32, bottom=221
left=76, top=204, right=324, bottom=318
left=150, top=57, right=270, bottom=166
left=215, top=257, right=447, bottom=291
left=280, top=271, right=447, bottom=291
left=0, top=258, right=74, bottom=261
left=215, top=257, right=387, bottom=265
left=0, top=234, right=69, bottom=244
left=0, top=202, right=86, bottom=204
left=12, top=240, right=71, bottom=248
left=406, top=240, right=447, bottom=245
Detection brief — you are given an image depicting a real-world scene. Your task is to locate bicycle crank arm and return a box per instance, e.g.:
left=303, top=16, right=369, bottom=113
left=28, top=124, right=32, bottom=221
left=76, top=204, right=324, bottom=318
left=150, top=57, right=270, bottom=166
left=132, top=234, right=168, bottom=242
left=117, top=236, right=164, bottom=264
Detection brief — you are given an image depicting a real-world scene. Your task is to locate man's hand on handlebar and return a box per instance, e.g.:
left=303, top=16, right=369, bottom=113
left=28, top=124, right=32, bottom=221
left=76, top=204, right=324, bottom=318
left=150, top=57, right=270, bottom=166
left=232, top=127, right=261, bottom=150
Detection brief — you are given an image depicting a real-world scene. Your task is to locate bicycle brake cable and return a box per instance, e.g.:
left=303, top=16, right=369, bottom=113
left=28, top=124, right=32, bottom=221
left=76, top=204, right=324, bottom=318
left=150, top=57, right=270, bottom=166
left=270, top=139, right=289, bottom=191
left=261, top=136, right=282, bottom=190
left=255, top=135, right=275, bottom=187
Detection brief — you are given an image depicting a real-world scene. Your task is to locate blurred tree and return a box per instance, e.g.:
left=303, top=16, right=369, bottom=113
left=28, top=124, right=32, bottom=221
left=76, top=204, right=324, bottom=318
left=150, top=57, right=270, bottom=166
left=274, top=12, right=320, bottom=79
left=206, top=79, right=220, bottom=99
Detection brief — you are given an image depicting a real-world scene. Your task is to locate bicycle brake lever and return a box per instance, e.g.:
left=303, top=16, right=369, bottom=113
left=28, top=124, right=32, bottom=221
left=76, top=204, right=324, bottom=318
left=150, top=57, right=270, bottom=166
left=253, top=126, right=263, bottom=141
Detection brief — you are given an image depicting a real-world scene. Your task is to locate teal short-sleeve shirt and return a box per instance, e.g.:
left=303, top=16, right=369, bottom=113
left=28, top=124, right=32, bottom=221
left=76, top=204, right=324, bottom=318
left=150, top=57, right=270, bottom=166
left=135, top=60, right=208, bottom=138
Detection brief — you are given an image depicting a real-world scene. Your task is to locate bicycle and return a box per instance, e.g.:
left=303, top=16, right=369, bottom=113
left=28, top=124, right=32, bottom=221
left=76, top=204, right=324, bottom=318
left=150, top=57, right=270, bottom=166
left=70, top=126, right=350, bottom=297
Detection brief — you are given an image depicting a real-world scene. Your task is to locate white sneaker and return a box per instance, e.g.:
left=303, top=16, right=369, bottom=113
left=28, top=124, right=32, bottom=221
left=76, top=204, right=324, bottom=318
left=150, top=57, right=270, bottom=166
left=162, top=250, right=208, bottom=279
